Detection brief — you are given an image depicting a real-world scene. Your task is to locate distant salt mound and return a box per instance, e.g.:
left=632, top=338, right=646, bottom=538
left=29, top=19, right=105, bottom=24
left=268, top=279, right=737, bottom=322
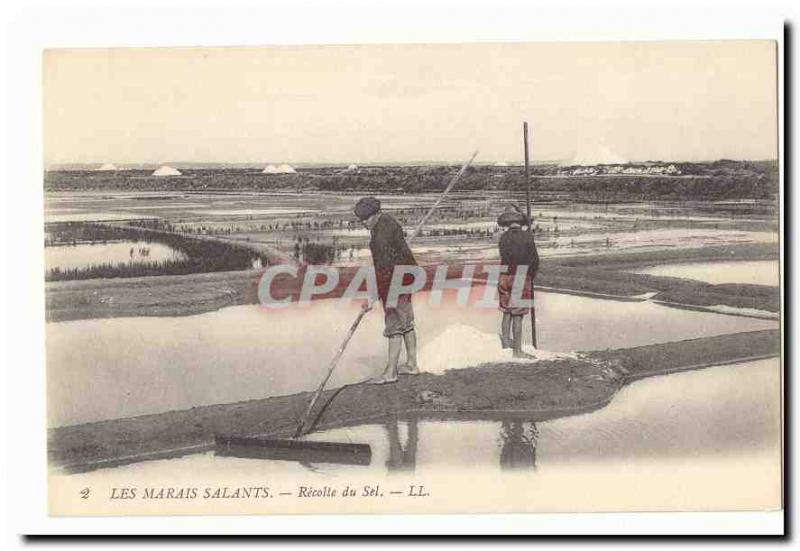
left=418, top=324, right=576, bottom=375
left=152, top=165, right=181, bottom=177
left=565, top=145, right=627, bottom=166
left=347, top=164, right=358, bottom=171
left=96, top=163, right=118, bottom=171
left=494, top=161, right=509, bottom=167
left=263, top=163, right=296, bottom=174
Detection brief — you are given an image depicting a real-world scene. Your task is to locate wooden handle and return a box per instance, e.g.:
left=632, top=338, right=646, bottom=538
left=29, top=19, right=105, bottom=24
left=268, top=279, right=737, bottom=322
left=407, top=150, right=478, bottom=244
left=294, top=307, right=368, bottom=437
left=294, top=150, right=479, bottom=438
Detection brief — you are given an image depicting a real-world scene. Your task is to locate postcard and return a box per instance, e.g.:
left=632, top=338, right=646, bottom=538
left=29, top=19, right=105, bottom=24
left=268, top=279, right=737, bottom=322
left=42, top=40, right=781, bottom=519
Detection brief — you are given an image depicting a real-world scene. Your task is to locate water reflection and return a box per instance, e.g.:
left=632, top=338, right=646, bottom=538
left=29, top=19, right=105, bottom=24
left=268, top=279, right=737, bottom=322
left=499, top=420, right=539, bottom=471
left=382, top=417, right=538, bottom=473
left=47, top=292, right=777, bottom=427
left=57, top=358, right=782, bottom=514
left=385, top=417, right=418, bottom=473
left=45, top=240, right=185, bottom=273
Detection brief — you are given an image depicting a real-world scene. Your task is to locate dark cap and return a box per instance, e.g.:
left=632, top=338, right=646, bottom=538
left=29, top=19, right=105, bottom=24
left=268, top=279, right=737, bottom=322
left=498, top=204, right=528, bottom=227
left=354, top=197, right=381, bottom=220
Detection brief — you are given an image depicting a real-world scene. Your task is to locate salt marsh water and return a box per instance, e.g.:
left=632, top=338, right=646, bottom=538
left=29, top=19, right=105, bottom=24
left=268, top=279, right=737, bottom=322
left=631, top=259, right=780, bottom=286
left=44, top=212, right=157, bottom=223
left=56, top=358, right=781, bottom=511
left=190, top=208, right=319, bottom=216
left=45, top=240, right=186, bottom=272
left=46, top=288, right=777, bottom=427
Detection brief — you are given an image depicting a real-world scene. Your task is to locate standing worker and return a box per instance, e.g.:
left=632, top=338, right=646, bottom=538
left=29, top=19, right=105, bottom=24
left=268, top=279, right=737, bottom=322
left=497, top=205, right=539, bottom=358
left=354, top=197, right=420, bottom=384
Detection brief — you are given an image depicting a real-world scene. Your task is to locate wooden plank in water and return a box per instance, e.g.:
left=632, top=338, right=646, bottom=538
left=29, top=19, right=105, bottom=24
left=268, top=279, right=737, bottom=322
left=215, top=435, right=372, bottom=466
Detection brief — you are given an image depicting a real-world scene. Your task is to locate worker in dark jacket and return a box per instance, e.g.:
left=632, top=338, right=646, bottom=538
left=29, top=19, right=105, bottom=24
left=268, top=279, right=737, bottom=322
left=354, top=197, right=419, bottom=384
left=497, top=205, right=539, bottom=358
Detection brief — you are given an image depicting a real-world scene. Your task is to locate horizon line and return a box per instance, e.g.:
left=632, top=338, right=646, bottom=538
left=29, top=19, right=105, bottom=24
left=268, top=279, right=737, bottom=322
left=45, top=158, right=778, bottom=170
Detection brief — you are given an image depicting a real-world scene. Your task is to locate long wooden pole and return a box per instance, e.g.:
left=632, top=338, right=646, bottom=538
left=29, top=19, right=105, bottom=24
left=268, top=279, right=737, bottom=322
left=523, top=122, right=537, bottom=348
left=293, top=150, right=479, bottom=438
left=524, top=123, right=531, bottom=224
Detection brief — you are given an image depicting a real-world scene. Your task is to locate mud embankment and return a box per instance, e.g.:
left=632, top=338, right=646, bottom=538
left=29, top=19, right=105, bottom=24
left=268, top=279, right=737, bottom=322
left=45, top=243, right=780, bottom=322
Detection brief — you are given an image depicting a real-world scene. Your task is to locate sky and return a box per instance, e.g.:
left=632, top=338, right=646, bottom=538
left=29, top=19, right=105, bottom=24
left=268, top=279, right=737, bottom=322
left=43, top=41, right=778, bottom=166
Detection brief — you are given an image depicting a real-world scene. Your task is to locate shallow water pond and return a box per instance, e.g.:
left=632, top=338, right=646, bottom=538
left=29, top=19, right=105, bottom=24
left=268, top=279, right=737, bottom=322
left=43, top=212, right=157, bottom=223
left=57, top=359, right=781, bottom=511
left=257, top=357, right=780, bottom=472
left=190, top=208, right=318, bottom=216
left=46, top=287, right=777, bottom=427
left=630, top=259, right=780, bottom=286
left=45, top=240, right=186, bottom=273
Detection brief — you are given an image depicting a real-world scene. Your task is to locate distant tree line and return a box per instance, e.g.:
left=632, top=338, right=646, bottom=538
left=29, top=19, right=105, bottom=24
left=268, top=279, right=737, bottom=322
left=44, top=160, right=778, bottom=201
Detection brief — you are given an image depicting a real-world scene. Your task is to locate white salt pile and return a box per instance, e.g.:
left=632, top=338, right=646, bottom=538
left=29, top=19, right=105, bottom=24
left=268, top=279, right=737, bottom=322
left=417, top=324, right=576, bottom=375
left=263, top=164, right=297, bottom=174
left=152, top=165, right=181, bottom=177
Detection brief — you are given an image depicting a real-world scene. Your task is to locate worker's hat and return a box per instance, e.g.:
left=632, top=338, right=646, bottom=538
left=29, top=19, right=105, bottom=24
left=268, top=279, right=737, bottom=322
left=498, top=204, right=528, bottom=227
left=354, top=197, right=381, bottom=220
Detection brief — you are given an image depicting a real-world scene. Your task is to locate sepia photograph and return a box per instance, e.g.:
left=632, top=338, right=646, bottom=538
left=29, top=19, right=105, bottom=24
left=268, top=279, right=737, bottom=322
left=38, top=39, right=783, bottom=520
left=0, top=0, right=790, bottom=537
